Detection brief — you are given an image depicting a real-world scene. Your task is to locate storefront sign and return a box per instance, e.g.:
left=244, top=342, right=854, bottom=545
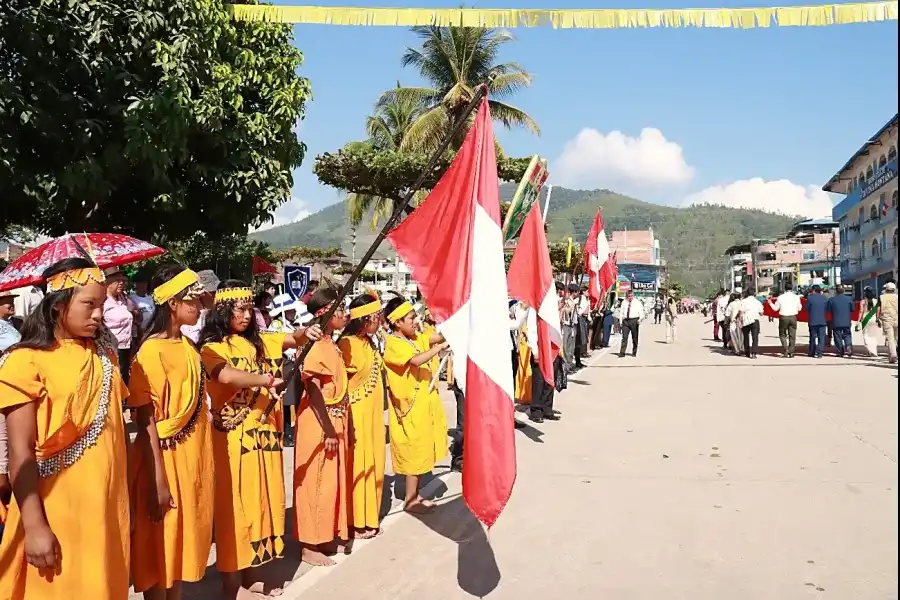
left=632, top=281, right=657, bottom=292
left=861, top=160, right=897, bottom=201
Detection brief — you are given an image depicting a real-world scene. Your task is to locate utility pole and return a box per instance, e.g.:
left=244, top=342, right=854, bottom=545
left=831, top=229, right=838, bottom=288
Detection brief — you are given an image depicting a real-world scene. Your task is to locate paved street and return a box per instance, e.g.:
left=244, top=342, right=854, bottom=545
left=138, top=315, right=899, bottom=599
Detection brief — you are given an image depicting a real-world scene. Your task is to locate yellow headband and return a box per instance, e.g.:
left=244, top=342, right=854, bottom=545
left=215, top=287, right=253, bottom=304
left=152, top=269, right=200, bottom=304
left=46, top=267, right=106, bottom=293
left=387, top=301, right=414, bottom=324
left=349, top=300, right=381, bottom=320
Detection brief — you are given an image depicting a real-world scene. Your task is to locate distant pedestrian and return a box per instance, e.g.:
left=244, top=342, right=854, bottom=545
left=618, top=290, right=644, bottom=357
left=827, top=286, right=855, bottom=358
left=878, top=281, right=898, bottom=364
left=857, top=287, right=881, bottom=357
left=665, top=295, right=677, bottom=343
left=769, top=282, right=802, bottom=358
left=714, top=290, right=728, bottom=342
left=805, top=285, right=829, bottom=358
left=738, top=289, right=763, bottom=359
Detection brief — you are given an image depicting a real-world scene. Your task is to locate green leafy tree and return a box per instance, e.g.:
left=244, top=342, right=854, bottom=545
left=0, top=0, right=310, bottom=242
left=379, top=25, right=539, bottom=153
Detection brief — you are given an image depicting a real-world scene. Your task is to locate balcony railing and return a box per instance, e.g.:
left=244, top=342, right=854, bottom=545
left=843, top=205, right=899, bottom=244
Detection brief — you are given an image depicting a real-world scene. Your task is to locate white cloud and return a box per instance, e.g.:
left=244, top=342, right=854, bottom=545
left=252, top=196, right=312, bottom=232
left=553, top=127, right=695, bottom=189
left=682, top=178, right=834, bottom=218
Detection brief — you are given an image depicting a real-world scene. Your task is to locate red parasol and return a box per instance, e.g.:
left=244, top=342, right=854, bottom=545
left=0, top=233, right=165, bottom=293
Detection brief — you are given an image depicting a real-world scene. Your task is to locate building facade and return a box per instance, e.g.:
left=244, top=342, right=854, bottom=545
left=723, top=244, right=752, bottom=293
left=826, top=113, right=898, bottom=299
left=752, top=220, right=840, bottom=292
left=608, top=228, right=665, bottom=297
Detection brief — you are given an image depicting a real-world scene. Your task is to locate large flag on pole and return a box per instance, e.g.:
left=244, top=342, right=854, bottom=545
left=584, top=209, right=613, bottom=301
left=387, top=96, right=516, bottom=529
left=507, top=202, right=562, bottom=385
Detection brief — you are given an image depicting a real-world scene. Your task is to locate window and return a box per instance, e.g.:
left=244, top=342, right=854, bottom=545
left=890, top=145, right=897, bottom=161
left=859, top=174, right=866, bottom=188
left=872, top=239, right=881, bottom=258
left=879, top=154, right=888, bottom=168
left=870, top=204, right=879, bottom=221
left=866, top=165, right=874, bottom=179
left=860, top=242, right=866, bottom=259
left=803, top=250, right=818, bottom=261
left=893, top=189, right=898, bottom=208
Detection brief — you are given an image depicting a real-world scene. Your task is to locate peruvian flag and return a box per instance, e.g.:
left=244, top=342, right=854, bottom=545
left=387, top=96, right=516, bottom=528
left=584, top=209, right=614, bottom=301
left=507, top=202, right=562, bottom=385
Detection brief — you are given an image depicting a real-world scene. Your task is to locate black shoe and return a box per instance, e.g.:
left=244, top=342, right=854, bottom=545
left=543, top=412, right=561, bottom=421
left=618, top=353, right=626, bottom=358
left=631, top=352, right=637, bottom=357
left=529, top=412, right=544, bottom=423
left=451, top=459, right=463, bottom=472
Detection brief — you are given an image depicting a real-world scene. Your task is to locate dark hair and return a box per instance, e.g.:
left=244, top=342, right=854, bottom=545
left=383, top=296, right=411, bottom=331
left=306, top=287, right=340, bottom=330
left=864, top=286, right=876, bottom=309
left=11, top=258, right=110, bottom=351
left=784, top=282, right=794, bottom=291
left=342, top=293, right=379, bottom=338
left=254, top=290, right=272, bottom=310
left=308, top=280, right=319, bottom=291
left=199, top=279, right=266, bottom=368
left=137, top=265, right=196, bottom=349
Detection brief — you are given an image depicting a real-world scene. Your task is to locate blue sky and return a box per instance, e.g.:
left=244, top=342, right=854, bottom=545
left=262, top=0, right=899, bottom=227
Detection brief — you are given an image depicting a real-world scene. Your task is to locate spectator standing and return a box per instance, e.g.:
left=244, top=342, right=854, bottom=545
left=618, top=290, right=644, bottom=357
left=739, top=289, right=764, bottom=358
left=805, top=285, right=829, bottom=358
left=827, top=286, right=855, bottom=358
left=878, top=281, right=898, bottom=364
left=769, top=283, right=803, bottom=358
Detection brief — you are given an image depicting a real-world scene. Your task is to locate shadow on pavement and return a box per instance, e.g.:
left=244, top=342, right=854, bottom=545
left=411, top=496, right=501, bottom=598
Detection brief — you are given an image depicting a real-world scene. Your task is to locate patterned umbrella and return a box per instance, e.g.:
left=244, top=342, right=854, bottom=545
left=0, top=233, right=165, bottom=292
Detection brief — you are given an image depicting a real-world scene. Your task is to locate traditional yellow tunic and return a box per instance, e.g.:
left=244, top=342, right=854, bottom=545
left=200, top=333, right=287, bottom=572
left=0, top=339, right=130, bottom=600
left=384, top=334, right=448, bottom=476
left=293, top=338, right=350, bottom=545
left=515, top=332, right=533, bottom=405
left=128, top=338, right=214, bottom=591
left=337, top=335, right=386, bottom=529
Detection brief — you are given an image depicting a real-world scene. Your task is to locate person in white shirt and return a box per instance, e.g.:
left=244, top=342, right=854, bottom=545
left=128, top=272, right=155, bottom=332
left=11, top=285, right=42, bottom=319
left=618, top=290, right=645, bottom=357
left=767, top=282, right=802, bottom=357
left=724, top=293, right=744, bottom=354
left=714, top=290, right=729, bottom=341
left=738, top=289, right=764, bottom=358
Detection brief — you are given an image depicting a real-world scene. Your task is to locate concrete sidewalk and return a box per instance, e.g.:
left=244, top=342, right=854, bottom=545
left=284, top=315, right=899, bottom=600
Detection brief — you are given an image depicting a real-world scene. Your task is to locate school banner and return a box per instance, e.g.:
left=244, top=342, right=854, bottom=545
left=283, top=264, right=312, bottom=302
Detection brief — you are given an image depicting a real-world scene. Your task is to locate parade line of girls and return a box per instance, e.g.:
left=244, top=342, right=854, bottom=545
left=0, top=259, right=451, bottom=600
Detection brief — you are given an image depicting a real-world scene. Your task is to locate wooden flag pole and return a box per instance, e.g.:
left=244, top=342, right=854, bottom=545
left=260, top=78, right=494, bottom=423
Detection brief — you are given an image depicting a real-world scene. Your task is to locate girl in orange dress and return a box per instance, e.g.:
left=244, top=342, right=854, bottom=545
left=0, top=257, right=131, bottom=600
left=382, top=297, right=449, bottom=515
left=127, top=266, right=214, bottom=600
left=198, top=281, right=322, bottom=599
left=337, top=293, right=386, bottom=539
left=293, top=288, right=351, bottom=566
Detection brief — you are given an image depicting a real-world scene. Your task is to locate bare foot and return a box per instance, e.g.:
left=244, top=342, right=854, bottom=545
left=418, top=497, right=437, bottom=509
left=244, top=581, right=284, bottom=597
left=301, top=547, right=337, bottom=567
left=354, top=528, right=377, bottom=540
left=404, top=499, right=435, bottom=514
left=236, top=587, right=281, bottom=600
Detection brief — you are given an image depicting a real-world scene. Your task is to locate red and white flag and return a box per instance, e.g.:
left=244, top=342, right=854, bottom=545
left=387, top=96, right=516, bottom=529
left=584, top=209, right=614, bottom=301
left=507, top=202, right=562, bottom=385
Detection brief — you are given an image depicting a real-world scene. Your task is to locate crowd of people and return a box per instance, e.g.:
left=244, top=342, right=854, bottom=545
left=709, top=281, right=899, bottom=362
left=0, top=258, right=457, bottom=600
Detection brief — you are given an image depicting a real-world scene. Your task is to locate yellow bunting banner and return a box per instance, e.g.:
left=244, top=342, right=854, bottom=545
left=228, top=2, right=897, bottom=28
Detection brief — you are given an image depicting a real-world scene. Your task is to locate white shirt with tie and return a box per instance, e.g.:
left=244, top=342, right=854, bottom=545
left=621, top=298, right=645, bottom=320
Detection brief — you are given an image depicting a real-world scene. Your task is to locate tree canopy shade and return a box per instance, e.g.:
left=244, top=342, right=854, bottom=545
left=314, top=144, right=533, bottom=204
left=0, top=0, right=310, bottom=242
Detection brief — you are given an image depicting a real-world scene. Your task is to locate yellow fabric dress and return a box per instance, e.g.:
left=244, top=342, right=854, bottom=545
left=337, top=336, right=386, bottom=529
left=0, top=339, right=130, bottom=600
left=200, top=333, right=287, bottom=573
left=127, top=338, right=214, bottom=591
left=384, top=334, right=448, bottom=476
left=292, top=338, right=350, bottom=545
left=515, top=331, right=533, bottom=405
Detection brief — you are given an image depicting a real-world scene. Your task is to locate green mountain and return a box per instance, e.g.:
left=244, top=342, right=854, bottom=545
left=251, top=186, right=799, bottom=295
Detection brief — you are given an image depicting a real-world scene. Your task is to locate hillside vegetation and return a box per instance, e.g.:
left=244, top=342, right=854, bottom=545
left=251, top=185, right=799, bottom=295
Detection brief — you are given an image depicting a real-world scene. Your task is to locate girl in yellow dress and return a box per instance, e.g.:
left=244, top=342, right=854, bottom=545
left=128, top=266, right=215, bottom=600
left=0, top=257, right=130, bottom=600
left=292, top=289, right=352, bottom=566
left=337, top=293, right=386, bottom=539
left=382, top=297, right=449, bottom=514
left=198, top=280, right=321, bottom=599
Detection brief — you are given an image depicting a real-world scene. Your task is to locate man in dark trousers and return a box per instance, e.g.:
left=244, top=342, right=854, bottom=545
left=449, top=379, right=465, bottom=472
left=827, top=285, right=855, bottom=357
left=618, top=290, right=645, bottom=357
left=805, top=285, right=829, bottom=358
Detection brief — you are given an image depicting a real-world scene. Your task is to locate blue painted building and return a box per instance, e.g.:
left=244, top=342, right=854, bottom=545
left=826, top=114, right=898, bottom=300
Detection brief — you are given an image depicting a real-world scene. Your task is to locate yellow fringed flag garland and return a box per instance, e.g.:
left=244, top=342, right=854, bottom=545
left=228, top=2, right=898, bottom=28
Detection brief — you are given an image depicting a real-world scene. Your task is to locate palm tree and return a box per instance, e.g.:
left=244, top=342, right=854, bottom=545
left=377, top=25, right=540, bottom=153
